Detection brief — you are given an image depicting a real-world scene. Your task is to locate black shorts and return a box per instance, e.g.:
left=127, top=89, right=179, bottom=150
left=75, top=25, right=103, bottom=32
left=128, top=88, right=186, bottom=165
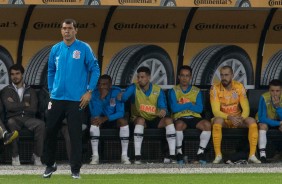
left=145, top=117, right=162, bottom=129
left=174, top=117, right=203, bottom=129
left=100, top=120, right=118, bottom=129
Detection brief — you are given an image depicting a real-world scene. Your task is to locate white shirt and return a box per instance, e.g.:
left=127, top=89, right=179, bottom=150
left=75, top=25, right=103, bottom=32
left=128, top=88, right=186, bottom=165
left=12, top=83, right=25, bottom=102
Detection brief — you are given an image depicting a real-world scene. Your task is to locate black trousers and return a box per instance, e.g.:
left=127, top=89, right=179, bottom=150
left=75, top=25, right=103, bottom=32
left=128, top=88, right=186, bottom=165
left=45, top=100, right=84, bottom=173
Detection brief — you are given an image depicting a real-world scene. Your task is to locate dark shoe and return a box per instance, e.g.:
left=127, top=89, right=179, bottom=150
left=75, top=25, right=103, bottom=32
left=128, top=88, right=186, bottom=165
left=176, top=153, right=184, bottom=164
left=134, top=155, right=142, bottom=164
left=169, top=155, right=177, bottom=164
left=71, top=172, right=81, bottom=179
left=43, top=163, right=57, bottom=178
left=196, top=153, right=207, bottom=164
left=260, top=156, right=270, bottom=163
left=4, top=131, right=18, bottom=145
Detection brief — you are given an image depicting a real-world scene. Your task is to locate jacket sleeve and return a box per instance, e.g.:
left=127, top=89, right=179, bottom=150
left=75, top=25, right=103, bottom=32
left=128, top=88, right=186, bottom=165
left=85, top=44, right=100, bottom=91
left=24, top=88, right=38, bottom=115
left=239, top=86, right=250, bottom=119
left=168, top=89, right=192, bottom=113
left=108, top=99, right=124, bottom=121
left=210, top=85, right=229, bottom=119
left=48, top=47, right=56, bottom=92
left=1, top=88, right=25, bottom=112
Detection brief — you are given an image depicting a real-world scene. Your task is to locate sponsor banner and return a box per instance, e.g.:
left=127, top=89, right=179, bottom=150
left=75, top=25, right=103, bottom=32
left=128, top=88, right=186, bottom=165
left=3, top=0, right=282, bottom=7
left=100, top=0, right=161, bottom=6
left=21, top=6, right=107, bottom=67
left=24, top=0, right=85, bottom=5
left=250, top=0, right=282, bottom=8
left=0, top=7, right=27, bottom=61
left=184, top=9, right=269, bottom=87
left=0, top=0, right=8, bottom=4
left=101, top=7, right=188, bottom=84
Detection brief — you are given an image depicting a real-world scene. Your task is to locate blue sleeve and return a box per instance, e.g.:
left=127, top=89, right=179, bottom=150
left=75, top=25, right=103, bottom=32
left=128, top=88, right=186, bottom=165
left=277, top=107, right=282, bottom=120
left=48, top=47, right=56, bottom=92
left=168, top=89, right=203, bottom=114
left=121, top=84, right=136, bottom=102
left=258, top=96, right=280, bottom=127
left=85, top=44, right=100, bottom=91
left=190, top=92, right=204, bottom=113
left=108, top=100, right=125, bottom=121
left=89, top=95, right=102, bottom=118
left=157, top=89, right=167, bottom=110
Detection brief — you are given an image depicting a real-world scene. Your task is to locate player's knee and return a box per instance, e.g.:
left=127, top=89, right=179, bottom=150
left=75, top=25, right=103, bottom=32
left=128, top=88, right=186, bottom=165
left=245, top=117, right=257, bottom=126
left=135, top=117, right=145, bottom=126
left=212, top=117, right=224, bottom=125
left=202, top=120, right=211, bottom=131
left=118, top=118, right=128, bottom=127
left=175, top=121, right=185, bottom=131
left=163, top=117, right=173, bottom=126
left=258, top=123, right=268, bottom=130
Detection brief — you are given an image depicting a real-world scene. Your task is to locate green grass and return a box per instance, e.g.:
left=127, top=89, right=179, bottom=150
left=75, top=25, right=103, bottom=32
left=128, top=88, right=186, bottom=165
left=0, top=173, right=282, bottom=184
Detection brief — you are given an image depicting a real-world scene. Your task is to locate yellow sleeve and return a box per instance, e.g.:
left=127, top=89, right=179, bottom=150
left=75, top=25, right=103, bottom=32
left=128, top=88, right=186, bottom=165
left=239, top=85, right=250, bottom=119
left=210, top=85, right=228, bottom=119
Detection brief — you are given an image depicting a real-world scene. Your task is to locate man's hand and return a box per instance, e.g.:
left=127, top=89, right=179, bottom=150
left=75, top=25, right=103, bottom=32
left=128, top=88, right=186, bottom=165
left=272, top=96, right=280, bottom=108
left=80, top=91, right=92, bottom=109
left=7, top=97, right=14, bottom=103
left=158, top=109, right=166, bottom=118
left=91, top=116, right=108, bottom=126
left=227, top=115, right=243, bottom=127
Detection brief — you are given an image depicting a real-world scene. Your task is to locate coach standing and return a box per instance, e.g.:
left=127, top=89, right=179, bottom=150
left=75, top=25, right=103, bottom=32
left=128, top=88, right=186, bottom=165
left=43, top=18, right=100, bottom=179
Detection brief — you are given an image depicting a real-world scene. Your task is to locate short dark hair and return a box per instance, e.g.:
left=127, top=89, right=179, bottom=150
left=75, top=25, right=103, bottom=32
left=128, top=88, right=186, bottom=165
left=99, top=74, right=112, bottom=84
left=9, top=64, right=24, bottom=75
left=220, top=65, right=233, bottom=74
left=178, top=65, right=192, bottom=75
left=137, top=66, right=151, bottom=76
left=269, top=79, right=282, bottom=87
left=61, top=19, right=77, bottom=28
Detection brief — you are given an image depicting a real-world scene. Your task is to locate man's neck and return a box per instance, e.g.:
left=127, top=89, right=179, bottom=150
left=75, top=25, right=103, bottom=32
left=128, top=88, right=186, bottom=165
left=13, top=82, right=24, bottom=89
left=64, top=39, right=75, bottom=46
left=99, top=90, right=109, bottom=99
left=180, top=84, right=189, bottom=91
left=141, top=83, right=150, bottom=92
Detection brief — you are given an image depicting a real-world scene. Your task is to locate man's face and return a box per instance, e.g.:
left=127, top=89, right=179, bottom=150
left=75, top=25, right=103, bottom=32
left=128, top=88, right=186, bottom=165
left=10, top=69, right=23, bottom=85
left=61, top=22, right=77, bottom=42
left=220, top=68, right=233, bottom=87
left=269, top=85, right=282, bottom=99
left=98, top=79, right=111, bottom=93
left=178, top=69, right=191, bottom=87
left=137, top=72, right=150, bottom=88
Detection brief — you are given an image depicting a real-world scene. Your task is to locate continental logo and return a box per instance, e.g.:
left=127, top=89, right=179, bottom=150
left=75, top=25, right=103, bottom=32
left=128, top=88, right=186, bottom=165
left=0, top=21, right=17, bottom=28
left=33, top=22, right=96, bottom=30
left=194, top=0, right=232, bottom=6
left=42, top=0, right=80, bottom=4
left=140, top=104, right=156, bottom=113
left=114, top=23, right=176, bottom=30
left=195, top=23, right=256, bottom=30
left=269, top=0, right=282, bottom=6
left=118, top=0, right=156, bottom=5
left=273, top=24, right=282, bottom=31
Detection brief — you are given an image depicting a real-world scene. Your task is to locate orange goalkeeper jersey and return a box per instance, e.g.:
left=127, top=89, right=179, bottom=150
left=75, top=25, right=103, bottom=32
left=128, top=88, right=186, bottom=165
left=210, top=80, right=250, bottom=119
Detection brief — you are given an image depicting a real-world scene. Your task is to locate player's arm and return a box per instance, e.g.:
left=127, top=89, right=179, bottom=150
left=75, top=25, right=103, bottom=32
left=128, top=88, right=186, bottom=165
left=210, top=86, right=229, bottom=119
left=168, top=89, right=192, bottom=113
left=258, top=96, right=280, bottom=126
left=239, top=86, right=250, bottom=119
